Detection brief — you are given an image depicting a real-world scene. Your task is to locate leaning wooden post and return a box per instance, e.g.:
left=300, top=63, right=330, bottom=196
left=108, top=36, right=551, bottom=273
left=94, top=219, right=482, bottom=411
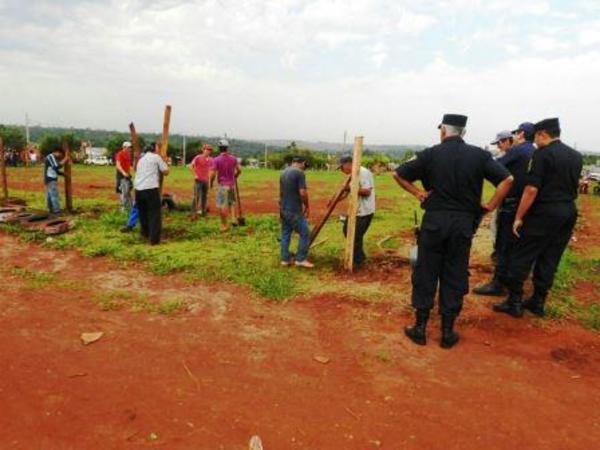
left=62, top=140, right=73, bottom=213
left=343, top=136, right=363, bottom=272
left=129, top=122, right=142, bottom=168
left=309, top=175, right=351, bottom=247
left=0, top=137, right=8, bottom=200
left=160, top=105, right=171, bottom=161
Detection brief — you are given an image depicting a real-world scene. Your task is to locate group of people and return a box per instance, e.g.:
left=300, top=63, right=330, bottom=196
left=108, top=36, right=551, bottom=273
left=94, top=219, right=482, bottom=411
left=393, top=114, right=582, bottom=349
left=41, top=113, right=583, bottom=351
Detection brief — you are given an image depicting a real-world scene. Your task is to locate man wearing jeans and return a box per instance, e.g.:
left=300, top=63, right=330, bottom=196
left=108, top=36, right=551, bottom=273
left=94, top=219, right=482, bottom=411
left=44, top=145, right=67, bottom=214
left=189, top=143, right=213, bottom=216
left=115, top=142, right=133, bottom=211
left=338, top=156, right=376, bottom=269
left=279, top=156, right=313, bottom=268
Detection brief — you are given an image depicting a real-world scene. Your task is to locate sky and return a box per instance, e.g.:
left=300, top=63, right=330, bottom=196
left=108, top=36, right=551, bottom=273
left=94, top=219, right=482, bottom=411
left=1, top=0, right=599, bottom=151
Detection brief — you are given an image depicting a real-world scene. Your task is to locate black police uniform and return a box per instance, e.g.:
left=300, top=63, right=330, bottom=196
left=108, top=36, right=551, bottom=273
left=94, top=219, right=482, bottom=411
left=505, top=137, right=582, bottom=310
left=493, top=141, right=535, bottom=285
left=396, top=136, right=510, bottom=317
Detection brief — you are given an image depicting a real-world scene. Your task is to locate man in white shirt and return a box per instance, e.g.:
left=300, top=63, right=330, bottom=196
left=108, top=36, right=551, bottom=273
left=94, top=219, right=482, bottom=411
left=134, top=142, right=169, bottom=245
left=339, top=156, right=376, bottom=268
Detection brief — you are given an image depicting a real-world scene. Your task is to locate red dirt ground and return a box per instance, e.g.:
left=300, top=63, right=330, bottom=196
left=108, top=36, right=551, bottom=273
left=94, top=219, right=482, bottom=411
left=1, top=232, right=599, bottom=449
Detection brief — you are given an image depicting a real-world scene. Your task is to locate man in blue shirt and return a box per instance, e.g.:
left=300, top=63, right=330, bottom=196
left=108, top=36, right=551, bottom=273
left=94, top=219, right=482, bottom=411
left=44, top=145, right=68, bottom=214
left=474, top=123, right=535, bottom=297
left=279, top=156, right=313, bottom=268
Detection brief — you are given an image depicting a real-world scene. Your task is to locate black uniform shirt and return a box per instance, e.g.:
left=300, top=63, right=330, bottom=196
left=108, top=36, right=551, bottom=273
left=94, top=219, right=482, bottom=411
left=526, top=140, right=583, bottom=215
left=497, top=141, right=535, bottom=201
left=396, top=136, right=510, bottom=215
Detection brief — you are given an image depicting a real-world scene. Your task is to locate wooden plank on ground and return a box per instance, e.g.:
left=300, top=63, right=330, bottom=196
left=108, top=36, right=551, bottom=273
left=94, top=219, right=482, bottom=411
left=343, top=136, right=363, bottom=272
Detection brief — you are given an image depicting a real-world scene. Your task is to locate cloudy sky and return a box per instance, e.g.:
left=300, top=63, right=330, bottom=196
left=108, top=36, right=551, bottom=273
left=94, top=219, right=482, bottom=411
left=1, top=0, right=599, bottom=150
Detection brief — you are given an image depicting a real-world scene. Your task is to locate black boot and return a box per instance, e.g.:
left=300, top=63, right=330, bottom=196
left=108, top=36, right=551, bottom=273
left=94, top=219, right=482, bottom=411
left=523, top=293, right=546, bottom=317
left=493, top=293, right=524, bottom=318
left=473, top=278, right=506, bottom=296
left=404, top=309, right=429, bottom=346
left=440, top=315, right=460, bottom=349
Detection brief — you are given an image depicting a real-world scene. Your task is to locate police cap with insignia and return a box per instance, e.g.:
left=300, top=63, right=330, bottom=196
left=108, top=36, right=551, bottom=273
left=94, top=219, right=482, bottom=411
left=534, top=117, right=560, bottom=134
left=438, top=114, right=468, bottom=129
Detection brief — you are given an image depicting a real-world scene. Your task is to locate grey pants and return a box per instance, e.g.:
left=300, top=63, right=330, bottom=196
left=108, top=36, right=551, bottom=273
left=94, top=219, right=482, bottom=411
left=192, top=180, right=209, bottom=215
left=119, top=177, right=133, bottom=211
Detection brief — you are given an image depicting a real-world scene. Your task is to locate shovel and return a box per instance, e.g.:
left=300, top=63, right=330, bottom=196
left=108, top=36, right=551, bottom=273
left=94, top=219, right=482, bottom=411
left=409, top=209, right=420, bottom=268
left=234, top=178, right=246, bottom=226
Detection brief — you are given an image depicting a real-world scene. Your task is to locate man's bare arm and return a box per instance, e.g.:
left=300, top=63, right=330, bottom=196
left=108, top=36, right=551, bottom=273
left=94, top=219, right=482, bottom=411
left=300, top=188, right=310, bottom=218
left=482, top=176, right=514, bottom=211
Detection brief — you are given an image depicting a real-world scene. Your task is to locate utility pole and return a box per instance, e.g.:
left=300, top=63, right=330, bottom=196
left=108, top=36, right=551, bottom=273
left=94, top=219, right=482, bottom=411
left=343, top=130, right=347, bottom=152
left=25, top=113, right=31, bottom=144
left=264, top=143, right=268, bottom=169
left=182, top=134, right=187, bottom=166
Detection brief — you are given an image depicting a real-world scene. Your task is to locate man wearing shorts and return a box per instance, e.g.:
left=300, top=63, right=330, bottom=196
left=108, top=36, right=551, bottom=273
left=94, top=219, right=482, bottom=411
left=210, top=139, right=241, bottom=232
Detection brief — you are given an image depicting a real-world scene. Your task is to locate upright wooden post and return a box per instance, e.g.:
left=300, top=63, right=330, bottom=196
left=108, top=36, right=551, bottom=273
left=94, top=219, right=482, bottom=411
left=343, top=136, right=363, bottom=272
left=160, top=105, right=172, bottom=161
left=0, top=137, right=8, bottom=200
left=62, top=140, right=73, bottom=213
left=129, top=122, right=141, bottom=168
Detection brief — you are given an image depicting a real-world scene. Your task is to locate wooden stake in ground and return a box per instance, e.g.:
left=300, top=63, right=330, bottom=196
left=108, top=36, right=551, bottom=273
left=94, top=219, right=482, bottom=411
left=343, top=136, right=363, bottom=272
left=129, top=122, right=142, bottom=168
left=0, top=137, right=7, bottom=200
left=62, top=140, right=73, bottom=213
left=160, top=105, right=172, bottom=161
left=308, top=175, right=351, bottom=247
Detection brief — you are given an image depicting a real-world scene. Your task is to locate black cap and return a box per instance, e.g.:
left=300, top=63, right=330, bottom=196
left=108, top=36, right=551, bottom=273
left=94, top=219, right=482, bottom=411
left=291, top=155, right=307, bottom=163
left=534, top=117, right=560, bottom=134
left=438, top=114, right=468, bottom=129
left=338, top=155, right=353, bottom=169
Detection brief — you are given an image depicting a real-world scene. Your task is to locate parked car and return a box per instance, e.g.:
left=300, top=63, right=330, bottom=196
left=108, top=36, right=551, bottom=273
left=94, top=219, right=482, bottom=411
left=84, top=156, right=112, bottom=166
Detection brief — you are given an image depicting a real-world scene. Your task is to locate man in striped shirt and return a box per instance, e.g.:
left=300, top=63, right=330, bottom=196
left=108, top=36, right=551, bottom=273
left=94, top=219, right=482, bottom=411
left=44, top=145, right=68, bottom=214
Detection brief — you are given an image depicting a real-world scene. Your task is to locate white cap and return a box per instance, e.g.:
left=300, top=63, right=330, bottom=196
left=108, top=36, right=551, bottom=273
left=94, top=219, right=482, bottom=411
left=218, top=138, right=229, bottom=148
left=123, top=141, right=132, bottom=148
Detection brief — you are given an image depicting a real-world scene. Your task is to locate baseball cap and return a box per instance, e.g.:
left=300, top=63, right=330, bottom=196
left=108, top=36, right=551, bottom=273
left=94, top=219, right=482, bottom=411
left=218, top=138, right=229, bottom=148
left=337, top=155, right=353, bottom=169
left=491, top=130, right=513, bottom=145
left=123, top=141, right=132, bottom=148
left=511, top=122, right=535, bottom=135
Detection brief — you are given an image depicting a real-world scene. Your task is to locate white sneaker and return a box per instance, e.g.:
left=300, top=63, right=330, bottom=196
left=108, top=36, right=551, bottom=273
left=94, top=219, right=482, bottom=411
left=295, top=260, right=314, bottom=269
left=280, top=261, right=291, bottom=267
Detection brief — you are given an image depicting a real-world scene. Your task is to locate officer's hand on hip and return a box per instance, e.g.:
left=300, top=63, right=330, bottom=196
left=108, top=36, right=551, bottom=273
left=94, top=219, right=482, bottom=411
left=513, top=219, right=523, bottom=237
left=416, top=190, right=431, bottom=203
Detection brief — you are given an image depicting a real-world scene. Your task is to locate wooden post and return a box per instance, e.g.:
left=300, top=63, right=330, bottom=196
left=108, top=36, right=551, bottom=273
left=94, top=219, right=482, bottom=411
left=62, top=140, right=73, bottom=213
left=309, top=175, right=351, bottom=247
left=343, top=136, right=363, bottom=272
left=160, top=105, right=172, bottom=161
left=129, top=122, right=142, bottom=169
left=0, top=137, right=8, bottom=200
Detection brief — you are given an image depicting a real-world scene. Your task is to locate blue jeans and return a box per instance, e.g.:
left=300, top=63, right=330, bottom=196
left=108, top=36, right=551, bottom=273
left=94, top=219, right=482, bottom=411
left=280, top=211, right=310, bottom=263
left=127, top=203, right=139, bottom=228
left=191, top=180, right=209, bottom=215
left=46, top=180, right=60, bottom=214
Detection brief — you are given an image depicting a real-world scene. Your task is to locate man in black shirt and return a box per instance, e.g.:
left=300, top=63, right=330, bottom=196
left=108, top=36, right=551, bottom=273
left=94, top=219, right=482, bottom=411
left=495, top=118, right=583, bottom=318
left=394, top=114, right=513, bottom=349
left=474, top=124, right=535, bottom=296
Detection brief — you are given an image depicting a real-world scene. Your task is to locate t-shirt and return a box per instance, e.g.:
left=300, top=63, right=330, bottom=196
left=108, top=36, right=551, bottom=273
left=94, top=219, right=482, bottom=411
left=496, top=141, right=534, bottom=201
left=279, top=166, right=307, bottom=214
left=211, top=152, right=238, bottom=187
left=191, top=154, right=212, bottom=182
left=115, top=149, right=132, bottom=174
left=44, top=153, right=62, bottom=184
left=357, top=166, right=375, bottom=216
left=396, top=136, right=509, bottom=215
left=134, top=152, right=168, bottom=191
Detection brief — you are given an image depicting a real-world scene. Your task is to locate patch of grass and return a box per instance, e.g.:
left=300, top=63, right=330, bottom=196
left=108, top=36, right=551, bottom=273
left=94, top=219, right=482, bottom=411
left=93, top=290, right=186, bottom=315
left=11, top=268, right=56, bottom=289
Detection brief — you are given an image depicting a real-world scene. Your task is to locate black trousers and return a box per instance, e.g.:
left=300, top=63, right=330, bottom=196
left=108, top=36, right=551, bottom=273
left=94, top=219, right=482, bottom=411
left=135, top=188, right=162, bottom=245
left=412, top=210, right=475, bottom=316
left=506, top=209, right=577, bottom=298
left=343, top=214, right=374, bottom=266
left=494, top=208, right=517, bottom=285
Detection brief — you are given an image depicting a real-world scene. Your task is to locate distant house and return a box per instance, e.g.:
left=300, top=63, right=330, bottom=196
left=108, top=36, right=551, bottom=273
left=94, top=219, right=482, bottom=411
left=246, top=158, right=259, bottom=169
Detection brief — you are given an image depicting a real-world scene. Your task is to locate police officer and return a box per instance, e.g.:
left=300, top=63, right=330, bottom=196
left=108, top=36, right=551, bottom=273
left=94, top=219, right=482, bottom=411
left=394, top=114, right=513, bottom=348
left=494, top=118, right=583, bottom=317
left=474, top=124, right=535, bottom=296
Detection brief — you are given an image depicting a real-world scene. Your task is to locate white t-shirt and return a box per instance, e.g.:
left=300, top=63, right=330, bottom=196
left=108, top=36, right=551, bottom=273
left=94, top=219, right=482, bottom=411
left=357, top=166, right=375, bottom=216
left=134, top=152, right=168, bottom=191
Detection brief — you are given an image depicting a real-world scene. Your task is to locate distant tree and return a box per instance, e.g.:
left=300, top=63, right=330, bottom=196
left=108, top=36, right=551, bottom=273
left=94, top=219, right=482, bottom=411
left=0, top=125, right=27, bottom=152
left=38, top=133, right=81, bottom=156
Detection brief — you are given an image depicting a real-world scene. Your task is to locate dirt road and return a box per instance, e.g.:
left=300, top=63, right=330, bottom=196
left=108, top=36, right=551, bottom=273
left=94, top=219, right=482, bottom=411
left=1, top=233, right=599, bottom=449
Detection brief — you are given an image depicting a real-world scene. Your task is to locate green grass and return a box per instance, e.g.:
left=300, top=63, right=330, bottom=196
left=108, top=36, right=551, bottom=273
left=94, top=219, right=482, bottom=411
left=93, top=290, right=187, bottom=314
left=11, top=268, right=56, bottom=289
